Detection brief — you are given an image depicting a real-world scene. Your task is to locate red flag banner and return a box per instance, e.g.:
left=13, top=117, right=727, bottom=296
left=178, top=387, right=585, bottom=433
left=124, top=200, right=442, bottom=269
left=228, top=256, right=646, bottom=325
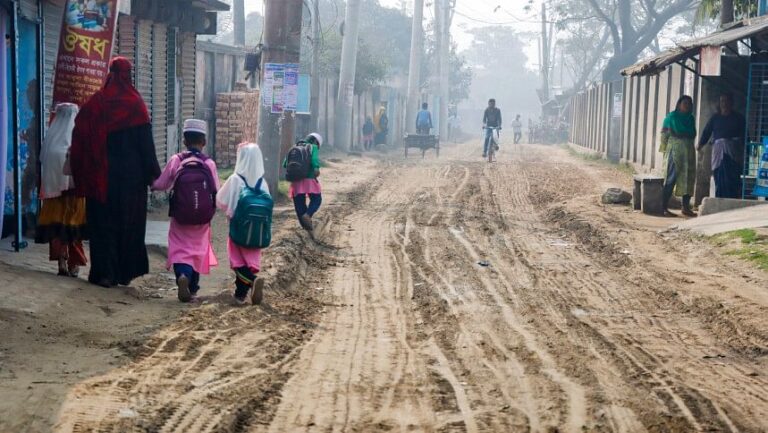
left=51, top=0, right=120, bottom=108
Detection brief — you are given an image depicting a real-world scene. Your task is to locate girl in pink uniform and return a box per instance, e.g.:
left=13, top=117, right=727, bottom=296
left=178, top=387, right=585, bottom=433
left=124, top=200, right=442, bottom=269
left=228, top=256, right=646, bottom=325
left=152, top=119, right=219, bottom=302
left=288, top=133, right=323, bottom=231
left=216, top=143, right=268, bottom=305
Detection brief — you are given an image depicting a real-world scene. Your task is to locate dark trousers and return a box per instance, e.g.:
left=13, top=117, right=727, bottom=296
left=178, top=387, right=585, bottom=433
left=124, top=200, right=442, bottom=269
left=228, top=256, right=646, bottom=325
left=663, top=153, right=691, bottom=210
left=417, top=127, right=430, bottom=135
left=234, top=266, right=256, bottom=299
left=713, top=154, right=742, bottom=199
left=293, top=193, right=322, bottom=219
left=173, top=263, right=200, bottom=294
left=514, top=132, right=522, bottom=144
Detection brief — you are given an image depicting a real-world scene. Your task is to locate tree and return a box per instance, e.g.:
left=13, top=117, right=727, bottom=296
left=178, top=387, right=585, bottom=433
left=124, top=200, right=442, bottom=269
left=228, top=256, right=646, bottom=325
left=695, top=0, right=754, bottom=25
left=559, top=0, right=696, bottom=80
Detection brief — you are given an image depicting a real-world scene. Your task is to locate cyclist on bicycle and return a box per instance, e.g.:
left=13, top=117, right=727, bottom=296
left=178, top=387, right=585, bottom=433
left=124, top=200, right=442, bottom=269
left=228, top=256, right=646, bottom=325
left=482, top=98, right=502, bottom=158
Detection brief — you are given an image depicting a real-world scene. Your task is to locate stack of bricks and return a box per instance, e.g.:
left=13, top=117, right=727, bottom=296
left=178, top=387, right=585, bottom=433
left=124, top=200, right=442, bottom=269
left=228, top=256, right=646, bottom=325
left=214, top=87, right=260, bottom=168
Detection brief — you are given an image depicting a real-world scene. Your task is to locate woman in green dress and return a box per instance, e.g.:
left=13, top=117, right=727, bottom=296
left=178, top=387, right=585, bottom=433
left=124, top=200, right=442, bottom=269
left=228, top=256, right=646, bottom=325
left=660, top=95, right=697, bottom=217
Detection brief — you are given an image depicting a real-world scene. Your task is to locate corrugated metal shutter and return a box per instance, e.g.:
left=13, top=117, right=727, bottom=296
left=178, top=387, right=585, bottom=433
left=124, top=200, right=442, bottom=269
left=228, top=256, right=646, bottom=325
left=20, top=0, right=38, bottom=21
left=152, top=22, right=167, bottom=165
left=43, top=1, right=64, bottom=124
left=167, top=27, right=177, bottom=126
left=180, top=32, right=196, bottom=123
left=135, top=19, right=153, bottom=120
left=116, top=15, right=135, bottom=78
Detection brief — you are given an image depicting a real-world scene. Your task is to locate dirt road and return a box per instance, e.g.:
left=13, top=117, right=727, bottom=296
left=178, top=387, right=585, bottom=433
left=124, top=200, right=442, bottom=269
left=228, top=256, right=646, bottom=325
left=51, top=142, right=768, bottom=432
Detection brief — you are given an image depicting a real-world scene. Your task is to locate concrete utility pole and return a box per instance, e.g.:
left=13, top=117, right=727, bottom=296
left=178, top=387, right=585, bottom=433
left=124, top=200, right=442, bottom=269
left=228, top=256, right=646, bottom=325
left=405, top=0, right=425, bottom=134
left=439, top=0, right=450, bottom=139
left=233, top=0, right=245, bottom=46
left=432, top=0, right=442, bottom=132
left=335, top=0, right=362, bottom=150
left=310, top=0, right=321, bottom=132
left=540, top=2, right=550, bottom=102
left=257, top=0, right=304, bottom=194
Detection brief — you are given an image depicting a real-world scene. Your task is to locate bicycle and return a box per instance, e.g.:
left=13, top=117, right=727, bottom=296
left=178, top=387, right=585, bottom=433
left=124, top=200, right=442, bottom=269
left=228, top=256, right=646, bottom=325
left=484, top=126, right=500, bottom=163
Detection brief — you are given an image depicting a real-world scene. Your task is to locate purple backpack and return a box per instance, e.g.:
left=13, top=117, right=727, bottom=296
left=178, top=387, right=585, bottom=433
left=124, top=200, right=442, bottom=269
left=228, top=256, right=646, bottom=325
left=169, top=152, right=217, bottom=225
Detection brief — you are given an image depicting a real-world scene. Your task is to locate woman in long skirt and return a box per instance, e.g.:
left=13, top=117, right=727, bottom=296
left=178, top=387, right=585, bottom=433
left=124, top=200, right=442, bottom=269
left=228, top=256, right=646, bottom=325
left=35, top=103, right=87, bottom=276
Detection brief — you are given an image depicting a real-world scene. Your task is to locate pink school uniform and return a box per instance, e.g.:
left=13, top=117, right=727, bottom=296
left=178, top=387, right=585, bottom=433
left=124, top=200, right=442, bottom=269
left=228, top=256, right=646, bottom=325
left=152, top=153, right=220, bottom=280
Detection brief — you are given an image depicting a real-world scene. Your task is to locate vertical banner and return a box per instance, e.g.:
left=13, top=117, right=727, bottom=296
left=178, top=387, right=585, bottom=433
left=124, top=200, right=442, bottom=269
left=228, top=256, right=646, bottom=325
left=283, top=63, right=299, bottom=111
left=51, top=0, right=120, bottom=107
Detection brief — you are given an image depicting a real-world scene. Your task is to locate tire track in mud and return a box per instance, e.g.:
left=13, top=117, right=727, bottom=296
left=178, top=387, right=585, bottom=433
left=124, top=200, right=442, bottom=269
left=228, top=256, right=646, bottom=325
left=50, top=144, right=768, bottom=432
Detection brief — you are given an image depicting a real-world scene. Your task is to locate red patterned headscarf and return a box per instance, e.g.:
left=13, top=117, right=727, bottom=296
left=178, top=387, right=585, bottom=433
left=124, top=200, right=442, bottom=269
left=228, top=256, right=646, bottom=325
left=70, top=57, right=151, bottom=202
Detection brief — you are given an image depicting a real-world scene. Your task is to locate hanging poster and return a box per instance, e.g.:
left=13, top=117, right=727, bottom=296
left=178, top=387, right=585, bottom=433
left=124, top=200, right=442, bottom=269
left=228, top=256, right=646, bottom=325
left=51, top=0, right=120, bottom=107
left=262, top=63, right=301, bottom=114
left=271, top=68, right=285, bottom=114
left=296, top=74, right=311, bottom=114
left=283, top=63, right=299, bottom=111
left=262, top=63, right=282, bottom=110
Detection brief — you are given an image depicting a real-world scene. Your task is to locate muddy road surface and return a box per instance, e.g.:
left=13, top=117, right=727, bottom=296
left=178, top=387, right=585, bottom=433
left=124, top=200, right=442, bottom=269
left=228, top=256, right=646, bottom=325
left=52, top=143, right=767, bottom=432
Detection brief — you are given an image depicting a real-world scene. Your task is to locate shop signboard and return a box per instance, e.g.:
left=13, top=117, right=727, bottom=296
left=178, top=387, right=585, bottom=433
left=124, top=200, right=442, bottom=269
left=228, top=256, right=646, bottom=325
left=51, top=0, right=120, bottom=107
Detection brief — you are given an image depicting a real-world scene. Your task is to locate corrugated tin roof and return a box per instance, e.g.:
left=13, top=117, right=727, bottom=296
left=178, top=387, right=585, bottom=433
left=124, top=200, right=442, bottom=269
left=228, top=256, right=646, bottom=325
left=622, top=16, right=768, bottom=76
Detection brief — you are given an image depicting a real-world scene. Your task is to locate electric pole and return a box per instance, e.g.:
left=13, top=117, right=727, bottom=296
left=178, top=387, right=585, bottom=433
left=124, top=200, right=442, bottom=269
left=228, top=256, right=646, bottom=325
left=432, top=0, right=441, bottom=133
left=406, top=0, right=425, bottom=134
left=257, top=0, right=304, bottom=194
left=540, top=2, right=550, bottom=103
left=439, top=0, right=450, bottom=139
left=310, top=0, right=321, bottom=132
left=335, top=0, right=362, bottom=150
left=233, top=0, right=245, bottom=46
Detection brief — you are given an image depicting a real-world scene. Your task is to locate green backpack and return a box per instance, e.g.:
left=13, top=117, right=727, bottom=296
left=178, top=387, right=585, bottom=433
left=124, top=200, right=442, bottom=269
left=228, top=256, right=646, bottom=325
left=229, top=176, right=274, bottom=248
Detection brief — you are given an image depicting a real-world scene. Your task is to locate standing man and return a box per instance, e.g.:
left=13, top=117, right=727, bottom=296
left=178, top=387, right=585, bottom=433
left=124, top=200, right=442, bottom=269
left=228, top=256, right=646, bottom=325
left=698, top=93, right=746, bottom=199
left=416, top=102, right=433, bottom=135
left=511, top=114, right=523, bottom=144
left=482, top=98, right=502, bottom=158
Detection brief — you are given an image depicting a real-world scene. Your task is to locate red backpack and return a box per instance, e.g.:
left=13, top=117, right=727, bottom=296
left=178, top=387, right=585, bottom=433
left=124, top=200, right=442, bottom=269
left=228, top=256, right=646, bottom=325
left=169, top=152, right=217, bottom=225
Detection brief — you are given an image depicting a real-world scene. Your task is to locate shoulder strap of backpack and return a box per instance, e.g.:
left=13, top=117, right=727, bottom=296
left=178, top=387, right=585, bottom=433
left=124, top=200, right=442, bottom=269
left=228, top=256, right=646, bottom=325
left=255, top=177, right=263, bottom=191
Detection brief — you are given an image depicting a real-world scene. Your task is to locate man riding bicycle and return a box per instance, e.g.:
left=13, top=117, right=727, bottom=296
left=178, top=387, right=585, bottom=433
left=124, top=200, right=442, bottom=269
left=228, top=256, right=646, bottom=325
left=482, top=98, right=502, bottom=158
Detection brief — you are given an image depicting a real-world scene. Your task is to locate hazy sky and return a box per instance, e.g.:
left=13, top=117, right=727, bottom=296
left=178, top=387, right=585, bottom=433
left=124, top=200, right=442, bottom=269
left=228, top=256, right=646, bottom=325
left=244, top=0, right=540, bottom=54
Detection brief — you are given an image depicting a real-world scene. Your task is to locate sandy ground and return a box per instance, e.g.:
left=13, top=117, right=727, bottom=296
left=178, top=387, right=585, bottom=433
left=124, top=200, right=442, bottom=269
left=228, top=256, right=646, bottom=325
left=3, top=142, right=768, bottom=432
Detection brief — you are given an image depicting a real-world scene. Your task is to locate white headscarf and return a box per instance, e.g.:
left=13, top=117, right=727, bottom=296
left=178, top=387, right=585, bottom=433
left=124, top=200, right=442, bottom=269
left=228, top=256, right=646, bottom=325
left=40, top=103, right=79, bottom=199
left=216, top=143, right=269, bottom=217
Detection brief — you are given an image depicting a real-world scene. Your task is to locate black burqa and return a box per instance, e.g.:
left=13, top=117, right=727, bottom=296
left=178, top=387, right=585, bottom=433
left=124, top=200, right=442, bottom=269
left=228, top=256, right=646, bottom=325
left=71, top=58, right=161, bottom=287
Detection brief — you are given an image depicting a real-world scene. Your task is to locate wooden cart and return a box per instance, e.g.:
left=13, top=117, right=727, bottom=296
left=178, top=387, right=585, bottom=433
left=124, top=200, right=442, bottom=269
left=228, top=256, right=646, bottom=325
left=404, top=134, right=440, bottom=158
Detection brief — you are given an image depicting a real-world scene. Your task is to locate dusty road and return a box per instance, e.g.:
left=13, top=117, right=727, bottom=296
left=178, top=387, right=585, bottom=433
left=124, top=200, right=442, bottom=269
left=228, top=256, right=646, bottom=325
left=49, top=142, right=768, bottom=432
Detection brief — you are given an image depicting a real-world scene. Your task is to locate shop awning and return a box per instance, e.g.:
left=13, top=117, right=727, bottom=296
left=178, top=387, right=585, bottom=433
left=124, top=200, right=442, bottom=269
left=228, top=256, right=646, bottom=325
left=189, top=0, right=230, bottom=11
left=622, top=17, right=768, bottom=76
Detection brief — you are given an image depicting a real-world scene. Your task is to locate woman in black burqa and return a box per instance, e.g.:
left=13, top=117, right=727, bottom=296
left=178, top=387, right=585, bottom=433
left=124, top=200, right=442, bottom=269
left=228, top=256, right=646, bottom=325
left=70, top=57, right=161, bottom=287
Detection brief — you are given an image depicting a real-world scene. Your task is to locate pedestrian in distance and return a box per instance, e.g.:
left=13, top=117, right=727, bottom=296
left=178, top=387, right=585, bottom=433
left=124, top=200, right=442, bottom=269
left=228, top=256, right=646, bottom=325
left=416, top=102, right=433, bottom=135
left=660, top=95, right=697, bottom=217
left=35, top=103, right=88, bottom=278
left=511, top=114, right=523, bottom=144
left=697, top=93, right=746, bottom=199
left=152, top=119, right=220, bottom=303
left=362, top=116, right=374, bottom=151
left=284, top=133, right=323, bottom=232
left=70, top=56, right=161, bottom=288
left=217, top=143, right=272, bottom=306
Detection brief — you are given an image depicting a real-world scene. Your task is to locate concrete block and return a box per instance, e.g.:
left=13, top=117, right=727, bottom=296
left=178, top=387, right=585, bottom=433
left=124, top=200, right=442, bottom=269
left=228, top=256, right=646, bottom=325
left=699, top=197, right=767, bottom=216
left=641, top=179, right=665, bottom=215
left=633, top=175, right=665, bottom=214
